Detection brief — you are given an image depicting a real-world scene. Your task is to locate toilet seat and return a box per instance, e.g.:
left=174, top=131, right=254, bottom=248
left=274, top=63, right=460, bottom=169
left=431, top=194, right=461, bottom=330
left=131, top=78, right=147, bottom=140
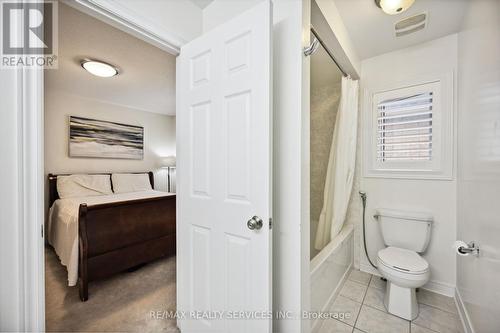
left=377, top=246, right=429, bottom=275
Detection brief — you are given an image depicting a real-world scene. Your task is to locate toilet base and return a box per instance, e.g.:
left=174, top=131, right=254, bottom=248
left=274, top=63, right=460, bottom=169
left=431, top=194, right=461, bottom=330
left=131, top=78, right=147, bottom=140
left=383, top=281, right=419, bottom=320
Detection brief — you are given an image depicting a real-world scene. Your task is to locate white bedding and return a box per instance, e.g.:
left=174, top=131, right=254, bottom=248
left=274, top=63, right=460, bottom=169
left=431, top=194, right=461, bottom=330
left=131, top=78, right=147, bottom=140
left=48, top=190, right=174, bottom=286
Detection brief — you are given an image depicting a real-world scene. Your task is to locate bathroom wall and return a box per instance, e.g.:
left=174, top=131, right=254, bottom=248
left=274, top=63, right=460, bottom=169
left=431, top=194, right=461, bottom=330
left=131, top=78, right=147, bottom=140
left=313, top=0, right=361, bottom=75
left=456, top=0, right=500, bottom=331
left=348, top=34, right=458, bottom=296
left=310, top=45, right=342, bottom=259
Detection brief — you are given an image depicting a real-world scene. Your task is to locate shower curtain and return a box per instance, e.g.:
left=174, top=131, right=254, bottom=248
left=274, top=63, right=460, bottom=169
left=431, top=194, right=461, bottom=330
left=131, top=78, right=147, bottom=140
left=315, top=76, right=359, bottom=250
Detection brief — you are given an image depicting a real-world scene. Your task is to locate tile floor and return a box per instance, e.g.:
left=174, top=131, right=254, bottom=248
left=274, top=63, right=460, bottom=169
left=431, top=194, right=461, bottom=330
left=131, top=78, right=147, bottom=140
left=318, top=269, right=464, bottom=333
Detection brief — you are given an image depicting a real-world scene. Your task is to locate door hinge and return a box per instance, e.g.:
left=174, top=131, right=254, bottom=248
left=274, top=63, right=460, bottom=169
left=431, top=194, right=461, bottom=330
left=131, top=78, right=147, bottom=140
left=269, top=217, right=273, bottom=230
left=41, top=224, right=44, bottom=238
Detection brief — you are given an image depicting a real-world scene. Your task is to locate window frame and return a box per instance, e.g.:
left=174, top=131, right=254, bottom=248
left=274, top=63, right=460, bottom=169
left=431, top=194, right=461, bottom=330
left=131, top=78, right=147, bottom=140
left=363, top=73, right=454, bottom=180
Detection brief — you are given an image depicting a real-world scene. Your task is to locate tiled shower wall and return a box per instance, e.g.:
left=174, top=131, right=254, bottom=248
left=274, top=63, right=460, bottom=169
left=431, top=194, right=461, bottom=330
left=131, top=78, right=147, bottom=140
left=310, top=82, right=341, bottom=258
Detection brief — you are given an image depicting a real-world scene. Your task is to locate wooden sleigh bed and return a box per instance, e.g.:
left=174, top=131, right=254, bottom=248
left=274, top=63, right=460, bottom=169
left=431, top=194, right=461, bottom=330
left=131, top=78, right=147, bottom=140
left=48, top=172, right=176, bottom=301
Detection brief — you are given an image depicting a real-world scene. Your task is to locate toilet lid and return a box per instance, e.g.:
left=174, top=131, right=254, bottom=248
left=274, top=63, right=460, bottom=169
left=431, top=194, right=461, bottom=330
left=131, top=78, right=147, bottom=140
left=378, top=247, right=429, bottom=274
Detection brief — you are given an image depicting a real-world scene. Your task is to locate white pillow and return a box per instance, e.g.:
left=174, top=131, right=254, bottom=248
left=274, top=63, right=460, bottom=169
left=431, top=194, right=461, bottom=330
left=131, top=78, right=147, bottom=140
left=112, top=173, right=152, bottom=193
left=57, top=174, right=113, bottom=199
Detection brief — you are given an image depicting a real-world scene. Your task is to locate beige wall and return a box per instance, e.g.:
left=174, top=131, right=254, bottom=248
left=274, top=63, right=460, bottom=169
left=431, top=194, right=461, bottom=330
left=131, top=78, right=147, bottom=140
left=44, top=91, right=176, bottom=194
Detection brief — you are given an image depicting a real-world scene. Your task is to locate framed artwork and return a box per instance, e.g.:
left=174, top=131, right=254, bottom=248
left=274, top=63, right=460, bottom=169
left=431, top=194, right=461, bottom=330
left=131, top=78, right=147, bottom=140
left=69, top=116, right=144, bottom=159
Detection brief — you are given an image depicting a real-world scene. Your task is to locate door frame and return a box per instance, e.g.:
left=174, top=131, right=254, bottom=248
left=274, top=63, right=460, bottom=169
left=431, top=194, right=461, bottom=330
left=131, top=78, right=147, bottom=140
left=18, top=1, right=183, bottom=330
left=302, top=0, right=360, bottom=331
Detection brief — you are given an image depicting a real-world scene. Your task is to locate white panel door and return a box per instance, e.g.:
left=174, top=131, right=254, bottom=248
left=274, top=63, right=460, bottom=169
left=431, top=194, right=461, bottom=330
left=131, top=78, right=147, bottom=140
left=176, top=2, right=272, bottom=333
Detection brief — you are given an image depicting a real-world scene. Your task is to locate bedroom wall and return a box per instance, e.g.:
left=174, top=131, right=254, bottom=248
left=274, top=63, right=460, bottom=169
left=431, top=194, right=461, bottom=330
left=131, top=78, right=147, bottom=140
left=44, top=91, right=176, bottom=193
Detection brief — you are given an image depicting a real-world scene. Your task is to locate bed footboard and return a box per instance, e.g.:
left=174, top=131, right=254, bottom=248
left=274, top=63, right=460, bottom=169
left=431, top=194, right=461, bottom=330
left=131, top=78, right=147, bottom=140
left=78, top=195, right=176, bottom=301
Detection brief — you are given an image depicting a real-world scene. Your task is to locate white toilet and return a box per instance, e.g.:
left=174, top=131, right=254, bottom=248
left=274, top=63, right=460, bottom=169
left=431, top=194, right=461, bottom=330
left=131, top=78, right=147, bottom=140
left=375, top=209, right=433, bottom=320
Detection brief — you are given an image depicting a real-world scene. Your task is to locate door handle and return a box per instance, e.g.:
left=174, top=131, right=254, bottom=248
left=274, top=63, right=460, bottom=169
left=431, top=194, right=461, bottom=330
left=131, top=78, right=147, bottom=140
left=247, top=216, right=263, bottom=230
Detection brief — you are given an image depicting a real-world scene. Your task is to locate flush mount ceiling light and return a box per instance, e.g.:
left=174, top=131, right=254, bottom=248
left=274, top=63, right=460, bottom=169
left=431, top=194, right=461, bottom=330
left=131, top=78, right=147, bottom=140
left=375, top=0, right=415, bottom=15
left=81, top=59, right=119, bottom=78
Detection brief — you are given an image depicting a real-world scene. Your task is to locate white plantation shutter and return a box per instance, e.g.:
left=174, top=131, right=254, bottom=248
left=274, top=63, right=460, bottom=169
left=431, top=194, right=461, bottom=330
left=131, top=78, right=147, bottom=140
left=377, top=92, right=433, bottom=161
left=366, top=77, right=453, bottom=179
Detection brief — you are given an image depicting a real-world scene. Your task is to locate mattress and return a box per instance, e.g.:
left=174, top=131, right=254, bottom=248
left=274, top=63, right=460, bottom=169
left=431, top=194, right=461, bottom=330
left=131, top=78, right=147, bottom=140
left=47, top=190, right=174, bottom=286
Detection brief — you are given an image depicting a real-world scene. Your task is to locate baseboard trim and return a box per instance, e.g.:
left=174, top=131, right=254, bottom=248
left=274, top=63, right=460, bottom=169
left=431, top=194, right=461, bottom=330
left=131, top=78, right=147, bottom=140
left=422, top=280, right=455, bottom=297
left=455, top=288, right=474, bottom=333
left=359, top=263, right=455, bottom=297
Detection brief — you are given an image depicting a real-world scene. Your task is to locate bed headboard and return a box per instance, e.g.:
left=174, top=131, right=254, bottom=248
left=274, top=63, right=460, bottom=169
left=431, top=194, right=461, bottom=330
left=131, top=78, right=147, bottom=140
left=48, top=171, right=154, bottom=207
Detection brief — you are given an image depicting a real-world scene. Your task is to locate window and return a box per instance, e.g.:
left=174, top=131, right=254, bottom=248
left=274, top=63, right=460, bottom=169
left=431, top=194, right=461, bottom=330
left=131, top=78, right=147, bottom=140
left=364, top=77, right=453, bottom=179
left=377, top=92, right=433, bottom=162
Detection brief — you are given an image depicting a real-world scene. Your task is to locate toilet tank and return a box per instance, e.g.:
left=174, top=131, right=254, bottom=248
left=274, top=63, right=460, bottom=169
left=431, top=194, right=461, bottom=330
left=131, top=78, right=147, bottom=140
left=376, top=209, right=433, bottom=253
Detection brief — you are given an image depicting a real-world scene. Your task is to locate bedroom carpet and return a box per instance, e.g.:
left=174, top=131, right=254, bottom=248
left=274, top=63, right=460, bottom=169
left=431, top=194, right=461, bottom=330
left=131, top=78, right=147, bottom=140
left=45, top=246, right=179, bottom=332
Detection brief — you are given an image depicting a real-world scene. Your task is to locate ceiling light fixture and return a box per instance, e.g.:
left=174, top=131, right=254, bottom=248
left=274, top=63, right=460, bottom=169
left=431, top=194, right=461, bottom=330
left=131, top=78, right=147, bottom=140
left=375, top=0, right=415, bottom=15
left=81, top=59, right=119, bottom=78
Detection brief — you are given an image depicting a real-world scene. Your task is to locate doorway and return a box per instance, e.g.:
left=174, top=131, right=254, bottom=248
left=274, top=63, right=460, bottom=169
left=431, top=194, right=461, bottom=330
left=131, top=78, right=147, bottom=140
left=44, top=3, right=177, bottom=331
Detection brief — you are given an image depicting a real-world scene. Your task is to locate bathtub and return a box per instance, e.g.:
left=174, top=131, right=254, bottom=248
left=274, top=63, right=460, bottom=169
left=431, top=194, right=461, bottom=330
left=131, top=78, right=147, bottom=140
left=310, top=224, right=353, bottom=332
